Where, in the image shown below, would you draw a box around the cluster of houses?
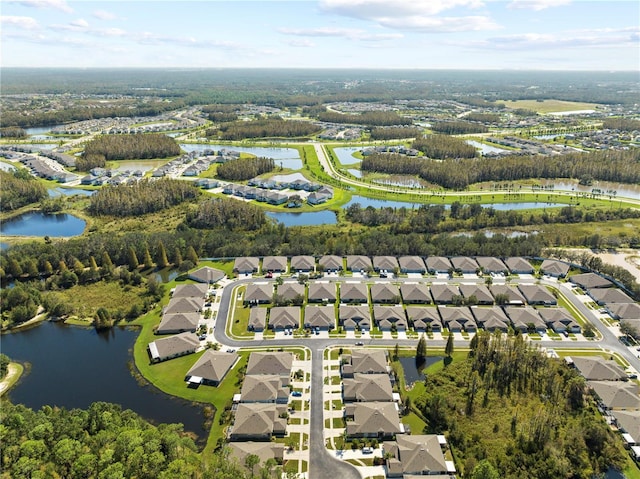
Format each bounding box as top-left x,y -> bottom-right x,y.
339,349 -> 456,477
80,166 -> 144,186
17,154 -> 77,183
317,125 -> 363,141
361,145 -> 420,157
566,355 -> 640,459
223,178 -> 334,206
484,136 -> 575,157
570,272 -> 640,324
150,148 -> 241,178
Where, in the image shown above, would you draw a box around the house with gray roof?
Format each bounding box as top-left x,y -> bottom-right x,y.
607,303 -> 640,320
268,306 -> 300,330
245,283 -> 273,305
240,374 -> 289,403
450,256 -> 479,274
346,255 -> 373,272
538,308 -> 581,333
290,255 -> 315,272
398,256 -> 426,274
229,403 -> 288,441
383,435 -> 449,478
504,306 -> 547,333
340,282 -> 369,303
345,402 -> 402,439
248,308 -> 267,332
540,259 -> 570,278
518,284 -> 557,305
148,332 -> 200,363
172,283 -> 209,298
612,411 -> 640,444
425,256 -> 452,274
188,266 -> 225,284
185,350 -> 239,386
373,306 -> 408,331
342,349 -> 389,377
262,256 -> 288,273
438,306 -> 476,333
319,255 -> 343,272
156,312 -> 200,334
406,307 -> 442,332
569,356 -> 627,381
246,352 -> 293,385
490,284 -> 526,305
164,297 -> 204,315
234,257 -> 260,275
471,307 -> 509,332
373,256 -> 399,272
275,282 -> 305,303
589,288 -> 635,305
308,282 -> 337,303
587,381 -> 640,411
430,284 -> 460,304
228,442 -> 285,474
459,284 -> 494,305
400,283 -> 431,304
370,283 -> 400,304
570,272 -> 614,290
343,373 -> 394,402
504,256 -> 534,274
304,305 -> 335,330
476,257 -> 508,274
339,305 -> 371,331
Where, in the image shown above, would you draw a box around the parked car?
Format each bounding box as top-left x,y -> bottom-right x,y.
362,447 -> 373,454
355,341 -> 364,346
291,391 -> 302,397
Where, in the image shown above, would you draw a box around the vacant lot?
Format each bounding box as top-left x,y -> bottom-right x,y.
498,99 -> 599,114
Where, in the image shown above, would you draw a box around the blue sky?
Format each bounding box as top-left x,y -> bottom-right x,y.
2,0 -> 638,70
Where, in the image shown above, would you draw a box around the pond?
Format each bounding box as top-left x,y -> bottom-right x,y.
2,322 -> 208,443
0,161 -> 16,171
9,143 -> 57,151
347,168 -> 362,178
152,269 -> 180,283
267,210 -> 337,226
398,356 -> 444,385
333,147 -> 362,166
537,179 -> 640,200
345,195 -> 564,211
25,126 -> 58,135
180,143 -> 303,169
2,211 -> 86,237
49,187 -> 95,197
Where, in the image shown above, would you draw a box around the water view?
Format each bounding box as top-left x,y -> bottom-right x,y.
0,161 -> 16,171
267,210 -> 337,226
2,322 -> 207,442
333,147 -> 362,166
345,195 -> 565,211
2,212 -> 86,237
181,143 -> 303,169
398,355 -> 443,385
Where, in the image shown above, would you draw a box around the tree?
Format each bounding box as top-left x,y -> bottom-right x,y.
128,247 -> 139,271
445,334 -> 454,358
173,248 -> 183,268
155,241 -> 169,269
186,246 -> 199,266
245,454 -> 260,478
101,251 -> 115,277
143,246 -> 154,270
7,258 -> 22,278
620,320 -> 639,341
471,460 -> 500,479
393,343 -> 400,361
416,334 -> 427,360
494,293 -> 510,306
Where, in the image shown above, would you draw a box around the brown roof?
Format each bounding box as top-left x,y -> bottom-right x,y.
276,282 -> 305,301
230,403 -> 288,439
373,256 -> 399,271
346,255 -> 372,272
148,332 -> 200,361
430,284 -> 459,303
607,303 -> 640,320
308,282 -> 337,302
343,373 -> 394,402
400,283 -> 431,303
346,402 -> 402,437
290,255 -> 315,271
186,350 -> 238,384
384,435 -> 447,475
164,297 -> 204,314
319,255 -> 343,271
246,352 -> 293,377
504,256 -> 534,273
234,256 -> 259,273
156,312 -> 200,334
245,283 -> 273,303
172,283 -> 209,298
304,305 -> 335,329
589,288 -> 634,304
540,259 -> 570,277
268,306 -> 300,329
188,267 -> 225,284
459,284 -> 494,304
570,356 -> 628,380
490,284 -> 526,304
475,257 -> 508,273
349,349 -> 388,374
570,272 -> 614,289
248,308 -> 267,330
588,381 -> 640,410
517,284 -> 557,305
340,282 -> 369,302
450,256 -> 479,273
398,256 -> 426,273
370,283 -> 399,303
240,374 -> 289,403
228,442 -> 285,471
425,256 -> 452,273
504,306 -> 546,331
262,256 -> 288,272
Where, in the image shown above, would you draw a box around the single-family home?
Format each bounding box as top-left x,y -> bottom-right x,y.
340,282 -> 369,304
185,350 -> 239,386
471,307 -> 510,332
450,256 -> 480,274
308,282 -> 337,303
587,381 -> 640,411
245,284 -> 273,305
156,312 -> 200,334
438,306 -> 476,333
540,259 -> 570,278
240,375 -> 289,404
400,283 -> 431,304
588,288 -> 635,306
163,297 -> 205,315
607,303 -> 640,320
319,255 -> 343,272
343,373 -> 394,402
262,256 -> 288,273
430,284 -> 460,304
275,282 -> 305,303
570,272 -> 614,290
172,283 -> 209,299
459,284 -> 494,305
504,257 -> 534,274
228,442 -> 285,474
518,284 -> 557,306
229,403 -> 288,441
246,352 -> 293,385
304,305 -> 335,330
490,284 -> 526,305
425,256 -> 452,274
234,257 -> 260,275
188,266 -> 225,284
398,256 -> 427,274
290,255 -> 316,272
373,256 -> 399,273
268,306 -> 300,331
370,283 -> 400,304
383,435 -> 451,478
148,332 -> 200,363
248,308 -> 267,332
344,402 -> 403,439
475,257 -> 508,274
339,305 -> 371,331
406,307 -> 442,332
538,308 -> 581,333
504,306 -> 547,333
612,411 -> 640,445
568,356 -> 627,381
342,349 -> 388,377
373,306 -> 407,331
346,255 -> 373,272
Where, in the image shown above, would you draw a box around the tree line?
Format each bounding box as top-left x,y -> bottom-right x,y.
316,110 -> 410,126
369,127 -> 422,140
602,117 -> 640,132
0,127 -> 27,138
209,118 -> 320,140
0,169 -> 48,211
84,133 -> 181,161
216,157 -> 275,181
186,197 -> 268,230
361,148 -> 640,189
88,179 -> 199,217
412,134 -> 477,159
430,120 -> 488,134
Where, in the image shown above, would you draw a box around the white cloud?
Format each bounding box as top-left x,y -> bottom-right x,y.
50,18 -> 89,32
279,27 -> 403,41
9,0 -> 73,13
92,9 -> 117,21
1,15 -> 39,30
507,0 -> 571,11
286,38 -> 316,48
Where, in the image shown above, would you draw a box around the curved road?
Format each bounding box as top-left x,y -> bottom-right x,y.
213,275 -> 640,478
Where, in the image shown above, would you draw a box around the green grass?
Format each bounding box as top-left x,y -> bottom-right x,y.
56,281 -> 147,320
402,412 -> 427,435
228,286 -> 256,338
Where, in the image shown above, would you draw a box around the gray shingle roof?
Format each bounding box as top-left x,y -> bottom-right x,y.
400,283 -> 431,303
186,350 -> 238,384
308,282 -> 337,302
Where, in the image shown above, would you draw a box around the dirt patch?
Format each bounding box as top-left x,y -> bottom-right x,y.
595,250 -> 640,283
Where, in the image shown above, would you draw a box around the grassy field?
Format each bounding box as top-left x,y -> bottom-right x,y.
56,280 -> 147,320
497,99 -> 600,114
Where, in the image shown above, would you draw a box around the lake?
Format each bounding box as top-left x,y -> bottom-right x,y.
398,355 -> 443,385
2,212 -> 86,237
180,143 -> 303,169
334,147 -> 362,166
267,210 -> 337,226
345,195 -> 564,211
2,322 -> 208,443
537,179 -> 640,200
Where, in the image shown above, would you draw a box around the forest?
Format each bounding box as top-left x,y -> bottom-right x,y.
0,400 -> 280,479
412,134 -> 478,159
0,169 -> 48,211
411,333 -> 627,478
216,157 -> 275,181
0,127 -> 27,138
88,179 -> 199,217
369,127 -> 422,140
430,120 -> 489,135
210,118 -> 320,140
186,197 -> 268,230
83,134 -> 181,161
316,110 -> 410,127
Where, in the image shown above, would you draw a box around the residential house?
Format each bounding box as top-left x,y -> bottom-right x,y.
240,374 -> 289,404
475,256 -> 508,274
229,403 -> 288,441
319,255 -> 343,272
339,305 -> 371,331
304,305 -> 335,330
172,283 -> 209,299
568,356 -> 627,381
340,282 -> 369,304
383,435 -> 450,478
188,266 -> 225,284
290,255 -> 316,272
228,442 -> 285,473
262,256 -> 288,273
307,192 -> 331,205
398,256 -> 427,274
373,256 -> 399,273
400,283 -> 431,304
373,306 -> 407,331
504,306 -> 547,333
185,350 -> 239,386
612,411 -> 640,445
370,283 -> 400,304
265,191 -> 288,205
490,284 -> 526,305
450,256 -> 480,274
570,272 -> 614,290
540,259 -> 570,278
471,307 -> 510,332
518,284 -> 557,306
606,303 -> 640,320
406,307 -> 442,332
459,284 -> 494,305
438,306 -> 477,333
344,402 -> 403,439
156,312 -> 200,334
163,297 -> 204,315
430,284 -> 460,304
248,308 -> 267,332
346,255 -> 373,272
342,349 -> 388,378
275,282 -> 305,303
307,282 -> 337,303
587,381 -> 640,411
246,352 -> 293,386
425,256 -> 452,274
343,373 -> 394,402
245,284 -> 273,305
588,288 -> 635,306
538,308 -> 581,333
268,306 -> 300,331
504,257 -> 534,274
148,332 -> 200,363
234,257 -> 260,275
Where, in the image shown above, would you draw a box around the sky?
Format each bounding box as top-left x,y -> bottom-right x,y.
1,0 -> 639,70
